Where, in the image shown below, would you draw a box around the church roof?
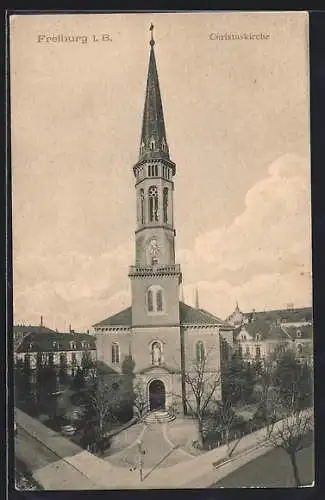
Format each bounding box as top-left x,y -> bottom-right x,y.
138,29 -> 170,162
93,306 -> 132,327
179,302 -> 225,326
93,302 -> 226,328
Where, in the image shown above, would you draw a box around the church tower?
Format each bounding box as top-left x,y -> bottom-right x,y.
129,27 -> 182,330
94,27 -> 229,416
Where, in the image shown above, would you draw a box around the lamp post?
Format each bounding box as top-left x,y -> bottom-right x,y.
136,439 -> 145,482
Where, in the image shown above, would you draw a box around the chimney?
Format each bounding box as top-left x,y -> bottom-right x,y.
40,315 -> 43,327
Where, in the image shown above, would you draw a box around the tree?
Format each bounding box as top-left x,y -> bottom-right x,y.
273,348 -> 313,411
72,367 -> 85,390
213,398 -> 237,456
14,358 -> 32,406
222,356 -> 256,406
86,374 -> 125,455
133,380 -> 149,421
266,404 -> 313,486
58,353 -> 69,386
182,349 -> 221,447
81,350 -> 96,379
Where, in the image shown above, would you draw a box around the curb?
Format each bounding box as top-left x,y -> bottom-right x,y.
212,439 -> 270,470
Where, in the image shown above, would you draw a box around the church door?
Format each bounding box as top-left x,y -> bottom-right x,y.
149,379 -> 166,411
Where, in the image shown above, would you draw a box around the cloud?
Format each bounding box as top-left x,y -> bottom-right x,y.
177,154 -> 311,277
13,153 -> 312,329
183,269 -> 312,319
13,241 -> 133,331
179,153 -> 312,315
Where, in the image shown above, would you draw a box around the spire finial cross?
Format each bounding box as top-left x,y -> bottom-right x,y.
149,23 -> 155,46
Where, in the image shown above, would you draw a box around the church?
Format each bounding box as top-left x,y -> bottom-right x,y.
93,28 -> 233,417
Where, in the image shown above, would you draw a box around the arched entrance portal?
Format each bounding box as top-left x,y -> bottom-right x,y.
149,379 -> 166,411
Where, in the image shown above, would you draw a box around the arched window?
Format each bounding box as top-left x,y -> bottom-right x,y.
147,289 -> 154,312
147,286 -> 164,314
196,341 -> 205,363
297,343 -> 303,355
148,186 -> 159,222
245,346 -> 250,357
140,189 -> 145,224
163,187 -> 168,223
255,346 -> 261,359
156,289 -> 163,312
112,343 -> 120,364
238,345 -> 243,358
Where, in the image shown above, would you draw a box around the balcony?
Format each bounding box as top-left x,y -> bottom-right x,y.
128,264 -> 181,278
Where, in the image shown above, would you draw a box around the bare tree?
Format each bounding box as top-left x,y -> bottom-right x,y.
183,349 -> 221,447
266,405 -> 313,486
213,398 -> 238,456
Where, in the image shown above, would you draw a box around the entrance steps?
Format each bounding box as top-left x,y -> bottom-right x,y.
143,410 -> 175,424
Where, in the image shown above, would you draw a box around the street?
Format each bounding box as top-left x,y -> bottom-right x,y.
212,444 -> 314,488
15,425 -> 60,471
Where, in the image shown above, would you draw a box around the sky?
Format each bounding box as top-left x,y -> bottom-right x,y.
10,12 -> 312,332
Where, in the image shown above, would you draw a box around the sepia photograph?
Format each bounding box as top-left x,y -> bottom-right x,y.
10,11 -> 314,490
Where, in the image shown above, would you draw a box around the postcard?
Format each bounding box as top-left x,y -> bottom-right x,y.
10,11 -> 313,490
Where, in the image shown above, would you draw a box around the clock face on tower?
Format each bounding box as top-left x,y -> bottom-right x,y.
149,238 -> 159,258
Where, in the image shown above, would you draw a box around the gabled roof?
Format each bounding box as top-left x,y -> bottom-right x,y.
282,324 -> 313,340
235,321 -> 293,341
16,331 -> 96,353
244,307 -> 312,325
14,325 -> 57,335
93,306 -> 132,328
179,302 -> 225,326
93,302 -> 226,329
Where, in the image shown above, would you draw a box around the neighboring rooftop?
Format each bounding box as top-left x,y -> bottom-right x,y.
234,320 -> 312,342
16,331 -> 96,353
244,306 -> 312,325
14,325 -> 57,335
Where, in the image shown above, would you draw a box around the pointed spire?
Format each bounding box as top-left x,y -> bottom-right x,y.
40,315 -> 43,327
195,287 -> 200,309
139,25 -> 169,161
